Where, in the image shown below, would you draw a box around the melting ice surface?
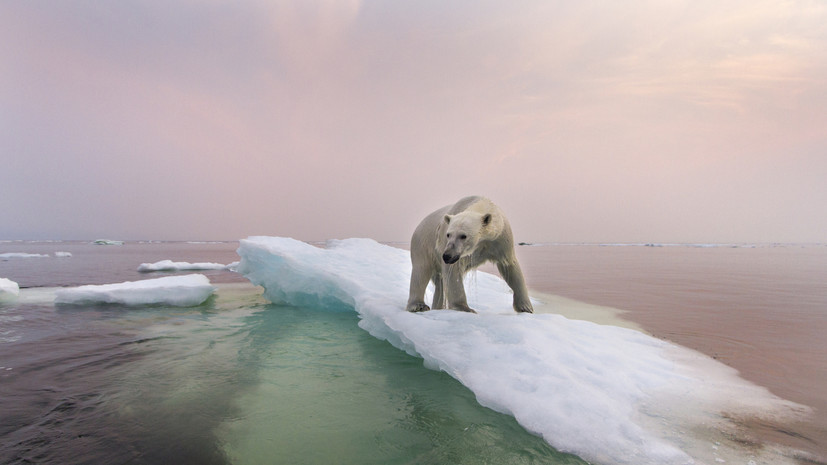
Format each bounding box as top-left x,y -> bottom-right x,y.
237,237 -> 810,465
54,274 -> 215,307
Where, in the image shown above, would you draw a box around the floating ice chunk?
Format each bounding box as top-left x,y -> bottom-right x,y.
137,259 -> 234,272
54,274 -> 215,307
0,253 -> 49,260
237,237 -> 810,465
93,239 -> 124,245
0,278 -> 19,302
54,251 -> 72,258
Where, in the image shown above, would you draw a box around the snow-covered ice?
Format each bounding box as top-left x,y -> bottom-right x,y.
137,259 -> 238,272
54,251 -> 72,257
237,236 -> 810,465
54,274 -> 215,307
0,278 -> 19,302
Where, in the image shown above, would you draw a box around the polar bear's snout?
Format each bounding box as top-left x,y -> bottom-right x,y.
442,252 -> 460,264
442,241 -> 462,264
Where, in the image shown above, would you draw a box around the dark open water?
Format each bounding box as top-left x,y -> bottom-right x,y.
1,240 -> 825,463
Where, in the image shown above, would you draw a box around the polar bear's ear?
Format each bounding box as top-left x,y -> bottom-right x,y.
444,214 -> 452,224
482,213 -> 492,226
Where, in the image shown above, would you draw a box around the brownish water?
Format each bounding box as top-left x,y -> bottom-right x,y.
514,244 -> 827,461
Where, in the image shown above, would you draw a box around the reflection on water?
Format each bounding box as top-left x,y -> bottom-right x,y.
1,284 -> 583,465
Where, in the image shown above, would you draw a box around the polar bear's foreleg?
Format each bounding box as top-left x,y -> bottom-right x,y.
444,264 -> 476,313
496,259 -> 534,313
407,262 -> 432,312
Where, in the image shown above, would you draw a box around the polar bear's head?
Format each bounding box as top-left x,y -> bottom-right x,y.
440,212 -> 492,264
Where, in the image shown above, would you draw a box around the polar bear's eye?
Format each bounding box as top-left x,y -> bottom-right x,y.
459,234 -> 467,240
446,233 -> 451,238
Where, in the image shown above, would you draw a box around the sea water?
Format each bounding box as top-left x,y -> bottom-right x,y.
513,243 -> 827,460
1,240 -> 824,464
0,241 -> 581,464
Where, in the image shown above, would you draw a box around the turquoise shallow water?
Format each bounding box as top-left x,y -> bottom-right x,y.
1,281 -> 584,464
219,289 -> 584,465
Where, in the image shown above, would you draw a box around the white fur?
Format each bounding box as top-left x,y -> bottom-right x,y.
406,196 -> 533,313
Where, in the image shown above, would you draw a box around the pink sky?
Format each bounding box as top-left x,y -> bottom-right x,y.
2,1 -> 826,242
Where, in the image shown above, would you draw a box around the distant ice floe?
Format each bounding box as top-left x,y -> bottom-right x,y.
93,239 -> 124,245
137,260 -> 239,273
0,278 -> 19,302
0,253 -> 50,260
54,274 -> 215,307
0,252 -> 72,259
237,236 -> 811,465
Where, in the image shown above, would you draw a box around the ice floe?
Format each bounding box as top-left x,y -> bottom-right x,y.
237,236 -> 811,465
0,253 -> 49,260
0,278 -> 19,302
137,259 -> 238,272
93,239 -> 124,245
54,274 -> 215,307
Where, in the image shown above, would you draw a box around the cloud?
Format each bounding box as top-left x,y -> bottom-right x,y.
1,0 -> 826,241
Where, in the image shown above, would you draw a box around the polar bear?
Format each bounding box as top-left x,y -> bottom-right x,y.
406,196 -> 533,314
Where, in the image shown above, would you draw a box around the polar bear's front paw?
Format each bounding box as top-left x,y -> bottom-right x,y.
407,302 -> 431,313
514,301 -> 534,313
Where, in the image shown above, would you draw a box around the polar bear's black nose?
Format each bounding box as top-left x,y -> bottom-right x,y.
442,253 -> 459,264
